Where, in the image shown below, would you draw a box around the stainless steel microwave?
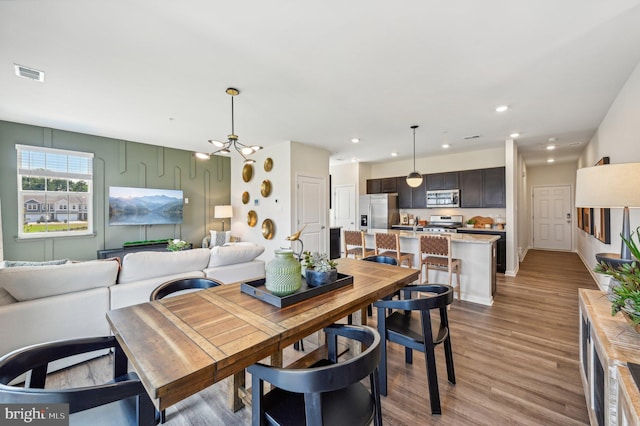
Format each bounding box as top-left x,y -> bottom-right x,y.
426,189 -> 460,208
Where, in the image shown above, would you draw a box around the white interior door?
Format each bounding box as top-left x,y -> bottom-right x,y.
334,184 -> 356,230
532,185 -> 572,250
297,175 -> 326,254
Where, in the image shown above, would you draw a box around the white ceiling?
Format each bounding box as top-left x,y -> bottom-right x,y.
2,1 -> 640,167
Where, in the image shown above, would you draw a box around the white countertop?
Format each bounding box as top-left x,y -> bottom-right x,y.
364,228 -> 500,244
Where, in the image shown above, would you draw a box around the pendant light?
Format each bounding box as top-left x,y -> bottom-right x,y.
406,125 -> 423,188
195,88 -> 262,165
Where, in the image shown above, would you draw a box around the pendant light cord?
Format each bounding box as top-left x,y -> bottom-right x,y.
413,126 -> 416,170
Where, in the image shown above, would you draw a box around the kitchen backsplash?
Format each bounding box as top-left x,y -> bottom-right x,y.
402,207 -> 507,224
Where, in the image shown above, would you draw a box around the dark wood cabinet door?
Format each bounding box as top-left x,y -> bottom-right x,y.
460,169 -> 483,207
483,167 -> 506,207
443,172 -> 459,189
366,179 -> 381,194
411,176 -> 427,208
426,173 -> 444,190
396,177 -> 413,208
381,177 -> 397,193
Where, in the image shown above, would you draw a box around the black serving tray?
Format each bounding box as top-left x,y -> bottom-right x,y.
241,273 -> 354,308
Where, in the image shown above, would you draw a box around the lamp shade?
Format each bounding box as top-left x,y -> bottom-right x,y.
214,205 -> 233,219
575,163 -> 640,208
406,172 -> 424,188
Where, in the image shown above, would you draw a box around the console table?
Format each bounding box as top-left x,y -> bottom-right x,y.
97,241 -> 192,262
579,289 -> 640,425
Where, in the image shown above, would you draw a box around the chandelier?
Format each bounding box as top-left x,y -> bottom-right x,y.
195,88 -> 262,164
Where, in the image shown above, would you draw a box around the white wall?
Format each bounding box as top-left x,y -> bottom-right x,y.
369,146 -> 506,178
230,141 -> 330,264
577,59 -> 640,289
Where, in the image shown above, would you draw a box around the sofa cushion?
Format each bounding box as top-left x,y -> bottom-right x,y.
209,230 -> 231,247
118,248 -> 211,284
0,259 -> 119,302
208,243 -> 265,267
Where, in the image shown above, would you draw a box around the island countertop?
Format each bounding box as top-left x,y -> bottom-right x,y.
364,229 -> 500,244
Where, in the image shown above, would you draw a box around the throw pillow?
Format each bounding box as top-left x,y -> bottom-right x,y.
1,259 -> 69,268
208,243 -> 265,267
209,230 -> 231,248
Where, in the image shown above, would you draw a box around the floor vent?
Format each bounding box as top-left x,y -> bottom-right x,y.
14,64 -> 45,82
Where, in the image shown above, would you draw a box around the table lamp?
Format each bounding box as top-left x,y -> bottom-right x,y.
575,162 -> 640,267
214,205 -> 233,232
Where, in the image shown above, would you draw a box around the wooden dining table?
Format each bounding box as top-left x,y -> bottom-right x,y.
106,257 -> 419,413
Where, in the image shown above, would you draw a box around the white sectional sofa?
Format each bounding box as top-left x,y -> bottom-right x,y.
0,243 -> 266,363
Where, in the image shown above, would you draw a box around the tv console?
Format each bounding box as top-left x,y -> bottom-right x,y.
97,240 -> 192,262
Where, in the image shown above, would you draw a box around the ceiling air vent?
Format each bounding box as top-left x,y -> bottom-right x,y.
463,135 -> 480,140
14,64 -> 45,82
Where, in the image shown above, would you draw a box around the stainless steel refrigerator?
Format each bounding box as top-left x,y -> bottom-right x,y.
359,194 -> 398,231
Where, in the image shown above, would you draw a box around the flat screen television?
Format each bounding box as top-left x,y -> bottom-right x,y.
108,186 -> 184,225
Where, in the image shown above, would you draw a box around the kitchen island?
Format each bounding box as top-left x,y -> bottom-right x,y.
363,229 -> 500,306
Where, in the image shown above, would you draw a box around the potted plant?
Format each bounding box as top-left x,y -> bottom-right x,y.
302,251 -> 338,287
167,239 -> 188,252
465,218 -> 475,228
595,226 -> 640,329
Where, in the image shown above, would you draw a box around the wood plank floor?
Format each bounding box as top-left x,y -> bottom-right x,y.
47,249 -> 598,425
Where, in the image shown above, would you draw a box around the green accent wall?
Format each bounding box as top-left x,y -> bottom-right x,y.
0,120 -> 230,261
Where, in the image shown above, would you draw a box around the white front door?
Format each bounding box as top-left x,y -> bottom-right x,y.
334,184 -> 356,230
532,185 -> 572,250
297,175 -> 326,254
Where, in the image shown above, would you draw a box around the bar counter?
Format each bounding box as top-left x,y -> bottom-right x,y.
363,229 -> 499,305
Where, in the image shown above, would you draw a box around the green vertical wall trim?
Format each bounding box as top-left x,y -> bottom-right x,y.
43,128 -> 52,147
94,156 -> 106,250
118,140 -> 127,174
138,162 -> 147,186
203,169 -> 211,232
157,146 -> 165,177
190,155 -> 197,180
216,156 -> 225,181
174,166 -> 182,189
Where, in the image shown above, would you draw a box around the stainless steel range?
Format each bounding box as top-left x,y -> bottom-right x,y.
423,215 -> 463,233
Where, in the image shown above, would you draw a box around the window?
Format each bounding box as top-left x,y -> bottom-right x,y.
17,145 -> 93,238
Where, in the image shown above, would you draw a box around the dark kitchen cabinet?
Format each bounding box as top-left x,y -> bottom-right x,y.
396,176 -> 427,208
483,167 -> 506,208
329,227 -> 341,260
460,169 -> 483,207
426,172 -> 459,190
366,177 -> 397,194
460,167 -> 505,208
366,179 -> 381,194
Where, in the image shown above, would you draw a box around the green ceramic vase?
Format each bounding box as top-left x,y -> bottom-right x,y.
265,249 -> 302,296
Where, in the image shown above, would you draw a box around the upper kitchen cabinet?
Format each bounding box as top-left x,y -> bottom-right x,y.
366,177 -> 397,194
482,167 -> 506,208
460,167 -> 505,208
426,172 -> 459,190
396,176 -> 427,208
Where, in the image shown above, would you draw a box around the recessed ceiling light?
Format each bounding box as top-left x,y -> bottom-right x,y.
351,158 -> 357,163
510,133 -> 520,138
351,138 -> 360,143
442,144 -> 450,149
391,152 -> 398,157
546,145 -> 556,150
547,158 -> 555,163
14,64 -> 45,82
495,105 -> 509,113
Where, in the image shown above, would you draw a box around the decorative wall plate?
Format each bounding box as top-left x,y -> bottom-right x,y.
247,210 -> 258,227
264,157 -> 273,172
261,180 -> 272,197
262,219 -> 275,239
242,191 -> 250,204
242,164 -> 253,182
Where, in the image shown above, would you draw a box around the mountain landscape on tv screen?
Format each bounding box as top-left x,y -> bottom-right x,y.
109,193 -> 183,225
